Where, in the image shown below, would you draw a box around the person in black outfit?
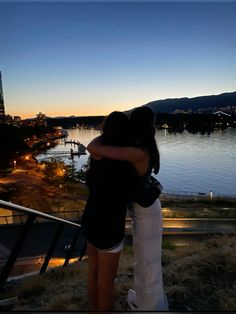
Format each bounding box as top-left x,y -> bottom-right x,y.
81,111 -> 136,311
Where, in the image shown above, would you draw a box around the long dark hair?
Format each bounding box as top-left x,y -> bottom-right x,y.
130,107 -> 160,174
86,111 -> 136,190
101,111 -> 134,146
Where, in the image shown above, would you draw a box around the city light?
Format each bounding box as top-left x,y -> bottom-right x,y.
56,168 -> 66,176
37,257 -> 80,268
13,160 -> 16,170
40,163 -> 46,170
162,208 -> 171,213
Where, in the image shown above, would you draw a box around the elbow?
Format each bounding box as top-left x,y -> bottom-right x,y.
86,136 -> 101,154
86,143 -> 93,154
87,142 -> 99,155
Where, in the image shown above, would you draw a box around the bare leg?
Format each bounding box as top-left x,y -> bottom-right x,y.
87,242 -> 99,311
97,250 -> 121,311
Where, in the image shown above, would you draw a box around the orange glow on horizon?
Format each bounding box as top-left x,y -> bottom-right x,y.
8,102 -> 136,119
7,106 -> 135,119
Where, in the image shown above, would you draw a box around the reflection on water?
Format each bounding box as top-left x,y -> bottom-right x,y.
37,128 -> 236,196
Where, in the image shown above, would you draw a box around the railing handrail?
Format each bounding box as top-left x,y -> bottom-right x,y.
0,200 -> 85,287
2,210 -> 236,223
0,210 -> 80,221
162,189 -> 236,198
0,200 -> 81,228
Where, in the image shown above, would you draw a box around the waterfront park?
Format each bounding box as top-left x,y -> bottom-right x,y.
0,126 -> 235,311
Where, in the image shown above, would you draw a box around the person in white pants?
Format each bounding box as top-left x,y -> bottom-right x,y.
127,198 -> 168,311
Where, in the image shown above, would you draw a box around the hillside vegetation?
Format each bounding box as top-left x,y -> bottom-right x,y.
2,233 -> 236,311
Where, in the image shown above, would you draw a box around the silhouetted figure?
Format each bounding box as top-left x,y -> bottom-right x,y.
81,112 -> 136,311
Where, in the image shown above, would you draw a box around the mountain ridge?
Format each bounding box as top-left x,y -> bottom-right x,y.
141,91 -> 236,113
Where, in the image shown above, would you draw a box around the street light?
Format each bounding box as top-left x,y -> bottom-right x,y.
13,160 -> 16,170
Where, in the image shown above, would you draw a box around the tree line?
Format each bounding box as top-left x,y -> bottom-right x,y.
47,112 -> 236,134
0,124 -> 55,168
46,116 -> 105,129
155,113 -> 236,133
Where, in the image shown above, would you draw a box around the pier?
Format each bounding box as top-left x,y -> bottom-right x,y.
64,140 -> 87,156
44,140 -> 87,157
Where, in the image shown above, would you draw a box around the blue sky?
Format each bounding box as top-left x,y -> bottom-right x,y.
0,2 -> 235,118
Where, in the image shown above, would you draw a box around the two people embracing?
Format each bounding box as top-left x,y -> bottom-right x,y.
81,107 -> 169,311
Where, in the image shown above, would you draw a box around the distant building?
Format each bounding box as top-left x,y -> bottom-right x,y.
5,114 -> 13,125
213,110 -> 231,117
0,71 -> 5,123
213,110 -> 232,128
174,109 -> 189,114
13,116 -> 22,126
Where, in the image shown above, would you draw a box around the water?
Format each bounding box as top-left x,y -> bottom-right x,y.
157,128 -> 236,196
37,128 -> 236,196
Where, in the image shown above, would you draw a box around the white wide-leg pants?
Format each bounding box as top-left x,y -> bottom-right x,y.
128,198 -> 169,311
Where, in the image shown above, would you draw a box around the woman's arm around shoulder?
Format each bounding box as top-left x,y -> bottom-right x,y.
86,136 -> 145,163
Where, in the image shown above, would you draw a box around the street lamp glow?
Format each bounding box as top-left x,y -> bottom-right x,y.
13,160 -> 16,170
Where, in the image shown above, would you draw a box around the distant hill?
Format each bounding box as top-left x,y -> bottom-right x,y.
141,91 -> 236,113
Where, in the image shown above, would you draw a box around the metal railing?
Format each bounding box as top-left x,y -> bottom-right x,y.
161,189 -> 236,199
0,210 -> 80,225
0,200 -> 86,287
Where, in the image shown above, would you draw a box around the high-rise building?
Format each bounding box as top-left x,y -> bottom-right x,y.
0,71 -> 5,123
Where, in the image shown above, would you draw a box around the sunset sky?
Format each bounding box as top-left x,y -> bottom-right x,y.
1,1 -> 235,119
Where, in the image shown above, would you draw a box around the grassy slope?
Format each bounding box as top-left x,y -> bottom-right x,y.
1,169 -> 236,311
2,233 -> 236,311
